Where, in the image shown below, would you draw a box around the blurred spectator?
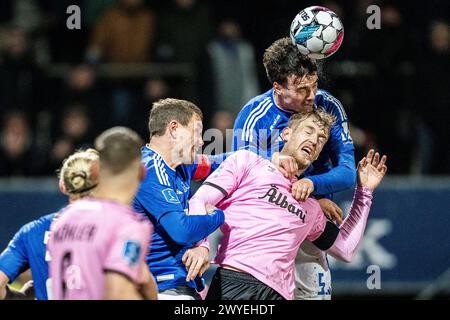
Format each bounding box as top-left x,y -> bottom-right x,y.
133,78 -> 170,138
144,78 -> 169,104
199,19 -> 260,125
207,110 -> 234,154
48,104 -> 94,172
41,0 -> 89,63
357,4 -> 417,174
0,111 -> 45,176
349,122 -> 377,162
84,0 -> 118,30
415,20 -> 450,174
156,0 -> 212,63
87,0 -> 156,63
0,25 -> 45,122
60,64 -> 109,130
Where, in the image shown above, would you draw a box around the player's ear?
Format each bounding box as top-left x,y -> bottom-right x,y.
281,127 -> 291,142
167,120 -> 178,139
273,82 -> 283,95
59,178 -> 68,195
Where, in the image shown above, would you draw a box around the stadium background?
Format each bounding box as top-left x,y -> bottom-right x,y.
0,0 -> 449,299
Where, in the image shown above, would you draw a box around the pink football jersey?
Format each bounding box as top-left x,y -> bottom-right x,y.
192,150 -> 328,300
48,198 -> 152,300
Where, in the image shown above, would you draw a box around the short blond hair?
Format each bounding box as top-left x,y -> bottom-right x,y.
287,108 -> 336,137
58,149 -> 99,196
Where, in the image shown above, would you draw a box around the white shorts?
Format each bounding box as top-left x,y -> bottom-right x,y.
157,287 -> 200,300
294,240 -> 332,300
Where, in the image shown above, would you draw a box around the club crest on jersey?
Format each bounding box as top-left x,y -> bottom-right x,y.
123,240 -> 141,266
162,188 -> 180,204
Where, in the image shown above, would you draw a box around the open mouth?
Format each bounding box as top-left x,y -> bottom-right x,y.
301,146 -> 313,156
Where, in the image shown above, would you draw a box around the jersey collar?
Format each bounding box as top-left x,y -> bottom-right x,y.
143,145 -> 176,172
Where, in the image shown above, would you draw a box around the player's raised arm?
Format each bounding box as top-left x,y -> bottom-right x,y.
325,149 -> 387,262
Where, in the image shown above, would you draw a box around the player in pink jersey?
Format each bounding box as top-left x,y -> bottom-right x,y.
48,127 -> 157,300
190,109 -> 387,300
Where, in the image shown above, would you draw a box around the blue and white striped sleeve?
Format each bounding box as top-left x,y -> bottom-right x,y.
232,97 -> 273,159
308,91 -> 356,195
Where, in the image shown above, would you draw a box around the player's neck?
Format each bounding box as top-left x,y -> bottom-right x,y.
273,93 -> 290,113
147,140 -> 181,169
94,177 -> 138,207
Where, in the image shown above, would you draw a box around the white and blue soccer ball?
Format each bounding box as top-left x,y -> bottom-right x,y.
290,6 -> 344,59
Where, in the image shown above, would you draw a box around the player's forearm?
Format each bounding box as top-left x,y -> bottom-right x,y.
308,162 -> 356,195
139,272 -> 158,300
326,186 -> 373,263
160,209 -> 224,245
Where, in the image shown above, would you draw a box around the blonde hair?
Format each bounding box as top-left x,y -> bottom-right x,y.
287,108 -> 336,137
58,148 -> 99,197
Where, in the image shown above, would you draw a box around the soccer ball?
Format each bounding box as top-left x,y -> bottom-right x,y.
290,6 -> 344,59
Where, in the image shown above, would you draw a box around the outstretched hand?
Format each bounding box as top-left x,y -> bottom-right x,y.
357,149 -> 387,191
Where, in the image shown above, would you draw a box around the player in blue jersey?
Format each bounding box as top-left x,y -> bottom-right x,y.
0,149 -> 99,300
232,37 -> 356,299
132,98 -> 226,300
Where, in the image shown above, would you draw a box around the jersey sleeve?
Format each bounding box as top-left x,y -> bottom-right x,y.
103,220 -> 151,285
0,226 -> 30,282
307,92 -> 356,196
232,107 -> 271,159
306,199 -> 340,251
135,167 -> 187,223
135,164 -> 224,245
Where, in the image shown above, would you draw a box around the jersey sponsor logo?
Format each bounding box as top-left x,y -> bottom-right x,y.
123,240 -> 141,266
258,184 -> 307,223
162,188 -> 180,204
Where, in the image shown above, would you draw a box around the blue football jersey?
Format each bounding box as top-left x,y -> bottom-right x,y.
232,88 -> 356,196
0,213 -> 56,300
132,146 -> 225,292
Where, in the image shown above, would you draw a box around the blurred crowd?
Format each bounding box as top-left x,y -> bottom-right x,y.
0,0 -> 448,176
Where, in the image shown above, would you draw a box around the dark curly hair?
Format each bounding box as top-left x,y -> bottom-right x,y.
263,37 -> 318,85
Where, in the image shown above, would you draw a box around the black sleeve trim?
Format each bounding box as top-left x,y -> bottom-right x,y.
202,182 -> 228,199
312,221 -> 340,251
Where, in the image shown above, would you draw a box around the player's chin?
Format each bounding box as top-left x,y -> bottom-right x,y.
295,153 -> 311,169
304,104 -> 314,113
